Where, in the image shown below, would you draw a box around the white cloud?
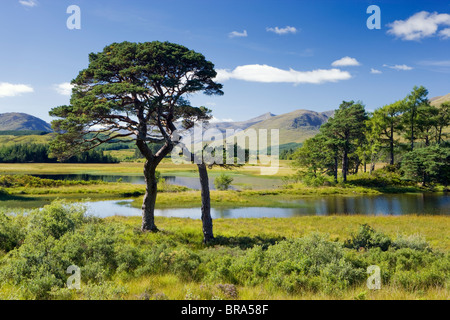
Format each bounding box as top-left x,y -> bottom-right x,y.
215,64 -> 351,85
439,28 -> 450,39
387,11 -> 450,41
370,68 -> 382,74
0,83 -> 34,98
210,116 -> 234,123
266,26 -> 298,35
19,0 -> 37,7
228,30 -> 247,38
54,82 -> 74,96
383,64 -> 413,71
331,56 -> 361,67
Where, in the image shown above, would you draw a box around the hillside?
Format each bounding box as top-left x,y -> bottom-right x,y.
246,109 -> 333,145
430,93 -> 450,107
207,112 -> 276,132
0,113 -> 52,132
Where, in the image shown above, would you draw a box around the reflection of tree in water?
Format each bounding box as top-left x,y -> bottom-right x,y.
212,208 -> 234,219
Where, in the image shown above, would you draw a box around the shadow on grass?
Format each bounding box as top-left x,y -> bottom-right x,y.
209,235 -> 286,250
0,192 -> 39,202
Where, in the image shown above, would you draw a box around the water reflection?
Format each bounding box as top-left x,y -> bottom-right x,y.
79,193 -> 449,218
1,190 -> 448,218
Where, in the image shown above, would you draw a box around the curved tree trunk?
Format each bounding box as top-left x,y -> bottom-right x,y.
390,123 -> 395,165
141,160 -> 158,232
197,163 -> 214,243
342,149 -> 348,182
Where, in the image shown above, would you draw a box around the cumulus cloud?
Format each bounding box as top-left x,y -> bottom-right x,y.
54,82 -> 74,96
383,64 -> 413,71
228,30 -> 248,38
19,0 -> 38,7
370,68 -> 382,74
387,11 -> 450,41
439,28 -> 450,39
331,56 -> 361,67
215,64 -> 351,85
0,83 -> 34,98
266,26 -> 298,35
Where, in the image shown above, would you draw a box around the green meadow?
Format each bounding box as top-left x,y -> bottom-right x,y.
0,201 -> 448,300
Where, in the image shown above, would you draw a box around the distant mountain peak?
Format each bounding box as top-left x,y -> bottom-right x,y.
0,112 -> 52,131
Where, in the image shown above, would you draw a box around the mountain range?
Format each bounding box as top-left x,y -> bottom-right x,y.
1,93 -> 448,145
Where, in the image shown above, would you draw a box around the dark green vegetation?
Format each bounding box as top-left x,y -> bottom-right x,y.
0,143 -> 118,164
291,86 -> 450,187
0,130 -> 50,136
0,175 -> 104,188
0,201 -> 448,299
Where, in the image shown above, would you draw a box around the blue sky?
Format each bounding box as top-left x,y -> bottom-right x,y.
0,0 -> 449,123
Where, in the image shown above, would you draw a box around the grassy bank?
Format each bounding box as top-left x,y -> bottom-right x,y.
1,177 -> 445,211
0,201 -> 448,300
0,160 -> 295,177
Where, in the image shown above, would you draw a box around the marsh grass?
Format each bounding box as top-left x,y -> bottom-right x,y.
0,202 -> 448,300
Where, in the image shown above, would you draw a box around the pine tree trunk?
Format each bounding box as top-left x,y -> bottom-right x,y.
141,160 -> 158,232
390,123 -> 395,165
334,154 -> 338,183
197,163 -> 214,243
342,150 -> 348,182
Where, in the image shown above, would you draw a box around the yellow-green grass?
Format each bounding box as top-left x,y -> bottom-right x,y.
104,149 -> 136,161
0,214 -> 448,300
0,134 -> 54,146
2,181 -> 187,197
111,215 -> 450,251
119,276 -> 449,300
0,160 -> 296,177
117,215 -> 450,300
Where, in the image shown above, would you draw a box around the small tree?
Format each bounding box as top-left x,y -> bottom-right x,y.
214,173 -> 234,191
323,101 -> 368,182
401,144 -> 450,186
292,132 -> 336,180
368,100 -> 404,165
49,41 -> 223,232
401,86 -> 429,151
433,102 -> 450,144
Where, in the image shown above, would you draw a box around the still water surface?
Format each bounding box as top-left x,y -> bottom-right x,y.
1,193 -> 448,218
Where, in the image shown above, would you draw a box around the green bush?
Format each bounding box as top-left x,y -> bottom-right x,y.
214,173 -> 233,191
0,212 -> 25,252
392,234 -> 431,252
27,201 -> 88,239
344,224 -> 392,251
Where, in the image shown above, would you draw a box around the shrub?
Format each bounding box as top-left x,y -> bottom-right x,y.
344,224 -> 392,251
27,201 -> 88,240
392,234 -> 431,252
214,173 -> 233,191
0,212 -> 25,252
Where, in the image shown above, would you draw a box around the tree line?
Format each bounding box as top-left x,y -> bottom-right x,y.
0,143 -> 118,163
292,86 -> 450,186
